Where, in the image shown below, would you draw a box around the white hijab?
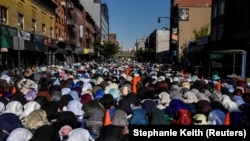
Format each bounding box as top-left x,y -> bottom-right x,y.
7,128 -> 33,141
220,95 -> 241,112
67,128 -> 95,141
20,101 -> 41,119
3,101 -> 23,116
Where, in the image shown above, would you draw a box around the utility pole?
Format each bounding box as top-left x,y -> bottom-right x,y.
158,16 -> 171,63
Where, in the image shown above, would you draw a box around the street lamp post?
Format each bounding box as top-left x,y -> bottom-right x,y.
158,16 -> 170,23
158,13 -> 180,64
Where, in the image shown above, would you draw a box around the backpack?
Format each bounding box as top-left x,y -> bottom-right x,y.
171,109 -> 193,125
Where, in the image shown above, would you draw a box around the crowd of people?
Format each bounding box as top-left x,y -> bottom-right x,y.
0,60 -> 250,141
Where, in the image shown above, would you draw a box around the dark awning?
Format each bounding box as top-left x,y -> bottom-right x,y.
1,36 -> 8,52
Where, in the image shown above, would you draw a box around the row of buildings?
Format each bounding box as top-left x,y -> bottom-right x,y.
0,0 -> 118,69
135,0 -> 250,78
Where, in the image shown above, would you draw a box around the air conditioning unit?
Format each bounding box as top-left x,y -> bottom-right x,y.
31,27 -> 35,32
55,9 -> 58,14
2,17 -> 6,22
58,37 -> 64,41
61,2 -> 66,6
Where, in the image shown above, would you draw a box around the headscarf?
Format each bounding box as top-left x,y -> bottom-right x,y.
196,100 -> 213,116
69,90 -> 79,100
37,90 -> 51,101
98,125 -> 123,141
24,90 -> 37,101
141,99 -> 156,115
67,100 -> 84,117
94,89 -> 105,100
108,88 -> 121,102
220,95 -> 241,112
80,92 -> 93,106
20,101 -> 41,119
34,96 -> 48,108
129,107 -> 148,125
29,125 -> 60,141
111,109 -> 129,127
42,101 -> 59,122
170,90 -> 183,101
54,111 -> 82,131
100,94 -> 116,109
193,114 -> 208,125
67,128 -> 95,141
0,113 -> 23,134
167,99 -> 187,117
182,90 -> 199,103
9,93 -> 26,105
50,91 -> 62,102
2,101 -> 23,116
207,109 -> 226,125
7,127 -> 33,141
58,94 -> 73,111
0,97 -> 8,114
117,98 -> 132,115
150,108 -> 168,125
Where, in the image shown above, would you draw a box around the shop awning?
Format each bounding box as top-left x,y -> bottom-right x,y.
83,48 -> 89,54
1,36 -> 8,52
210,54 -> 223,59
73,47 -> 83,54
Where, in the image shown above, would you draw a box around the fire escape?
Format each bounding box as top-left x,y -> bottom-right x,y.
64,1 -> 76,49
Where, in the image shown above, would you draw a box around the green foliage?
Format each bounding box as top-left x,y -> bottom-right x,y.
192,23 -> 210,41
135,48 -> 155,62
94,38 -> 102,53
102,41 -> 119,58
94,40 -> 119,59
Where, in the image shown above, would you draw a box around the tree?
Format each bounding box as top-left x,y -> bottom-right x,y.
191,23 -> 210,41
179,23 -> 210,63
135,48 -> 155,62
94,40 -> 119,59
102,41 -> 119,59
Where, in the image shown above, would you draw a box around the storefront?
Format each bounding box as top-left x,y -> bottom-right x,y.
0,25 -> 18,68
55,41 -> 66,63
44,38 -> 57,65
188,37 -> 210,77
19,33 -> 47,67
73,47 -> 83,63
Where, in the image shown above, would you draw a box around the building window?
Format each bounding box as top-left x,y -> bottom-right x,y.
42,24 -> 46,35
18,14 -> 24,29
65,31 -> 67,40
55,27 -> 58,38
212,4 -> 217,18
59,28 -> 61,38
216,24 -> 224,40
50,27 -> 53,38
32,19 -> 36,32
211,28 -> 216,41
0,6 -> 7,24
218,0 -> 225,15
